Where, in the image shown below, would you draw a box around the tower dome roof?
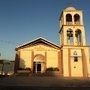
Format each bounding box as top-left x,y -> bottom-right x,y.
65,6 -> 76,11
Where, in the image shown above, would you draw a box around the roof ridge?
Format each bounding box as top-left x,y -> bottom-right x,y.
16,37 -> 60,50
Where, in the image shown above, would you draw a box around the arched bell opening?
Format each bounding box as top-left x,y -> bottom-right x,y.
74,14 -> 80,25
66,14 -> 72,25
75,29 -> 82,45
67,29 -> 73,45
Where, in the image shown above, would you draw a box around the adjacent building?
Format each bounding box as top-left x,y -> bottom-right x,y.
0,60 -> 14,75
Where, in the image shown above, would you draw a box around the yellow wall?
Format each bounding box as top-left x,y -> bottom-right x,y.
18,44 -> 59,70
47,51 -> 58,68
70,49 -> 83,77
20,49 -> 32,68
63,48 -> 69,77
83,47 -> 90,77
17,44 -> 90,77
71,57 -> 83,77
62,46 -> 90,77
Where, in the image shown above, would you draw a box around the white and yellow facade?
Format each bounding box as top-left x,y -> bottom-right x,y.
14,6 -> 90,77
14,38 -> 60,74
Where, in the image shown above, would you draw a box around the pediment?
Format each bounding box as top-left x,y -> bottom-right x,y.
16,37 -> 60,50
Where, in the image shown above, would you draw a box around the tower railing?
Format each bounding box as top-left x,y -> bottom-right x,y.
66,22 -> 73,25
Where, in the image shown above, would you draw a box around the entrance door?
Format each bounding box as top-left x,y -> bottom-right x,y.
37,63 -> 41,72
33,62 -> 36,73
33,62 -> 41,73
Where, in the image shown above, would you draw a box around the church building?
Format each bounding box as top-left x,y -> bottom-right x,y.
14,6 -> 90,77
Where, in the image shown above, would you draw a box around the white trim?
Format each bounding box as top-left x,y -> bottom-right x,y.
16,37 -> 60,49
34,59 -> 44,63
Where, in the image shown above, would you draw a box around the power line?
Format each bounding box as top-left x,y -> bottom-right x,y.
0,40 -> 20,45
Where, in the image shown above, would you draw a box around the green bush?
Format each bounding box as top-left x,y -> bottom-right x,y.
18,68 -> 24,70
46,67 -> 59,71
25,68 -> 31,71
18,67 -> 31,71
53,68 -> 59,71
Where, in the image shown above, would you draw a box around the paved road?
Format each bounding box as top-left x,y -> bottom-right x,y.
0,76 -> 90,87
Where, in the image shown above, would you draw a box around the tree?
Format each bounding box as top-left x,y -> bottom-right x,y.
0,60 -> 4,75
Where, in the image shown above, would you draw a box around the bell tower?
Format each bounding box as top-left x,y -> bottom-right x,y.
59,6 -> 90,77
59,6 -> 86,46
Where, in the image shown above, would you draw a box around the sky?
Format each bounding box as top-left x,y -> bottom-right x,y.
0,0 -> 90,60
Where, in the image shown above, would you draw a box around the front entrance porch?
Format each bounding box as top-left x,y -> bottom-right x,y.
33,54 -> 45,73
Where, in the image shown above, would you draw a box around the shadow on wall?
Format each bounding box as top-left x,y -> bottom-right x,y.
18,59 -> 26,70
14,53 -> 26,73
14,53 -> 19,73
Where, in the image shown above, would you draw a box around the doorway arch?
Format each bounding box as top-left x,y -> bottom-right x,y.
33,54 -> 45,73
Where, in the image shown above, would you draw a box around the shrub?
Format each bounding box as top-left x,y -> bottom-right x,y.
46,67 -> 59,71
25,68 -> 31,71
46,67 -> 53,71
18,68 -> 24,70
18,67 -> 31,71
53,68 -> 59,71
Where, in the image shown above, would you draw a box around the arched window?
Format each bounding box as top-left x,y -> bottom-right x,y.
66,14 -> 72,25
67,29 -> 73,45
74,14 -> 80,25
75,29 -> 82,45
